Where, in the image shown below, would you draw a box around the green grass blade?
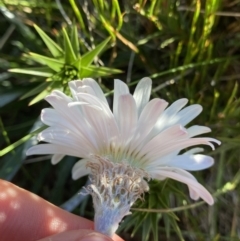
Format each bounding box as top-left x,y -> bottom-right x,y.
142,215 -> 151,241
20,81 -> 51,100
9,67 -> 53,77
81,37 -> 111,66
112,0 -> 123,31
70,24 -> 80,55
184,0 -> 201,64
0,117 -> 11,147
0,126 -> 46,157
28,53 -> 64,72
151,213 -> 159,241
62,28 -> 77,64
80,65 -> 122,78
69,0 -> 87,35
128,57 -> 235,87
34,24 -> 63,57
223,82 -> 238,115
28,83 -> 54,105
0,119 -> 44,180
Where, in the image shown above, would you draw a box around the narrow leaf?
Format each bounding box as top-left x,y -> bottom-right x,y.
151,213 -> 159,241
29,83 -> 54,105
28,53 -> 64,72
34,24 -> 63,57
9,67 -> 53,77
70,24 -> 80,55
20,81 -> 51,100
80,65 -> 122,78
62,28 -> 77,64
170,217 -> 185,241
0,119 -> 43,180
0,126 -> 46,157
81,37 -> 111,66
69,0 -> 87,34
142,215 -> 151,241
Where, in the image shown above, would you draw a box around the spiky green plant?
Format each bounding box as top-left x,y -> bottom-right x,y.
9,24 -> 121,105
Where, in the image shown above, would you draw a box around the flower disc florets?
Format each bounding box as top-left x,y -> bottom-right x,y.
86,156 -> 149,236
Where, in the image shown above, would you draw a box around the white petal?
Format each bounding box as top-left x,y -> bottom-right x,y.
26,144 -> 81,157
166,98 -> 189,115
45,95 -> 72,119
67,104 -> 107,150
80,105 -> 109,148
41,108 -> 98,151
82,78 -> 108,106
150,167 -> 214,205
118,94 -> 137,142
41,108 -> 79,133
187,125 -> 211,137
177,104 -> 203,126
72,159 -> 91,180
136,99 -> 168,141
69,80 -> 82,98
127,99 -> 168,155
80,94 -> 120,138
164,154 -> 214,171
189,188 -> 200,200
76,93 -> 112,115
51,90 -> 72,102
113,79 -> 129,120
70,100 -> 119,151
45,93 -> 111,151
38,128 -> 91,155
69,79 -> 107,105
68,101 -> 102,111
149,98 -> 187,137
51,154 -> 65,165
133,77 -> 152,116
141,125 -> 189,156
145,137 -> 220,165
76,85 -> 96,96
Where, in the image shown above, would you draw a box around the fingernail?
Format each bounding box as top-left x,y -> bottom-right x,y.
80,232 -> 113,241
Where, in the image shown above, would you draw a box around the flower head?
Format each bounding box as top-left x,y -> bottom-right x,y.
27,77 -> 220,236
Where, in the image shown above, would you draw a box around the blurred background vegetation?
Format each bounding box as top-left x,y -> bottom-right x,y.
0,0 -> 240,240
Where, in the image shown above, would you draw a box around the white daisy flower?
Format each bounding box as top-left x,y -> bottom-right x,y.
27,77 -> 220,237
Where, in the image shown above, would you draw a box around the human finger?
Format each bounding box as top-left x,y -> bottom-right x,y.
0,179 -> 123,241
36,229 -> 113,241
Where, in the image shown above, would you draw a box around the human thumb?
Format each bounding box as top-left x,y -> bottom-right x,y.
36,229 -> 113,241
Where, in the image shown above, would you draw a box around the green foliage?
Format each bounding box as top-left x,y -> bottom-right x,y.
119,180 -> 186,241
1,0 -> 240,240
34,24 -> 63,58
8,24 -> 121,105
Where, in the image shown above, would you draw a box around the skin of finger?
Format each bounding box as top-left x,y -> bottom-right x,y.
0,179 -> 124,241
36,229 -> 113,241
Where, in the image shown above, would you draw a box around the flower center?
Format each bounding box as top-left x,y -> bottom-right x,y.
85,155 -> 150,237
